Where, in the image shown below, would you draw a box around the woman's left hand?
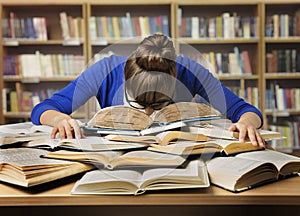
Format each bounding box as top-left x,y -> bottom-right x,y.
228,112 -> 265,147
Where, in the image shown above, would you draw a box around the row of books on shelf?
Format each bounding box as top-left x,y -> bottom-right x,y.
265,84 -> 300,111
88,13 -> 169,41
265,10 -> 300,38
59,12 -> 85,41
3,52 -> 85,77
230,86 -> 259,109
2,12 -> 47,41
266,49 -> 300,73
178,11 -> 258,39
2,88 -> 58,113
185,47 -> 252,75
268,120 -> 300,153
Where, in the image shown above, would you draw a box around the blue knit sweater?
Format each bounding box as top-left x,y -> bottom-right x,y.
31,55 -> 263,126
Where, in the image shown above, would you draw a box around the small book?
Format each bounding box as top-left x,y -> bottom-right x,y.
147,139 -> 264,156
0,148 -> 93,187
83,102 -> 221,136
71,159 -> 210,195
24,136 -> 148,151
206,149 -> 300,192
105,131 -> 210,146
42,150 -> 186,170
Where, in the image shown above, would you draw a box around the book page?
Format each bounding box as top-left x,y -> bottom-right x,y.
108,150 -> 186,169
0,148 -> 76,168
140,159 -> 209,189
105,134 -> 160,144
153,102 -> 221,124
148,140 -> 221,155
156,131 -> 210,145
87,106 -> 152,130
188,125 -> 237,140
43,150 -> 122,167
26,136 -> 147,151
0,122 -> 52,135
71,169 -> 142,194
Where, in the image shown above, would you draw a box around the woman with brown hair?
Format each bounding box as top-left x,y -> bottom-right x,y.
31,34 -> 264,147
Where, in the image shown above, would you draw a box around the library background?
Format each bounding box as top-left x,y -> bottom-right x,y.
0,0 -> 299,155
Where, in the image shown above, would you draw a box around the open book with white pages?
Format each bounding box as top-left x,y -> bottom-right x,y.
71,159 -> 209,195
0,122 -> 52,145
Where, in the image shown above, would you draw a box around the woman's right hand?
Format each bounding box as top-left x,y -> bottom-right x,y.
40,110 -> 84,139
51,117 -> 83,139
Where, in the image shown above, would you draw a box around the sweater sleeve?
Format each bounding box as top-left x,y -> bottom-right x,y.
31,55 -> 126,125
176,56 -> 263,127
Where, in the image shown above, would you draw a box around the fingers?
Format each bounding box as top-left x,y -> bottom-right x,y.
230,123 -> 265,148
51,118 -> 84,139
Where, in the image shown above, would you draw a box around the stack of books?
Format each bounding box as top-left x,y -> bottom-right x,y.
0,102 -> 299,194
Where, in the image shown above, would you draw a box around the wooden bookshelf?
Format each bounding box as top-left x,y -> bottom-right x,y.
261,0 -> 300,152
0,2 -> 88,124
0,0 -> 299,152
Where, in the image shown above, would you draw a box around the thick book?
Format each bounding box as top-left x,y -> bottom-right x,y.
71,159 -> 210,195
206,149 -> 300,192
105,131 -> 210,146
24,136 -> 148,151
0,148 -> 93,187
83,102 -> 221,136
42,149 -> 186,170
147,139 -> 264,156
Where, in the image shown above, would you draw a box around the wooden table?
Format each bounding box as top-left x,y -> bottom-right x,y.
0,175 -> 300,216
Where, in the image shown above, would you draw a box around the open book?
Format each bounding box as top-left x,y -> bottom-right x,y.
24,136 -> 148,151
105,131 -> 210,146
148,139 -> 264,156
188,119 -> 284,141
42,150 -> 186,169
0,148 -> 93,187
83,102 -> 221,136
71,159 -> 210,195
0,122 -> 52,146
206,149 -> 300,192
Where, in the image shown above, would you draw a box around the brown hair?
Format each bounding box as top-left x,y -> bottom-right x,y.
124,34 -> 177,104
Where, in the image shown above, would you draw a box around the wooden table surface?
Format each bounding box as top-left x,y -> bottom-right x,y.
0,175 -> 299,207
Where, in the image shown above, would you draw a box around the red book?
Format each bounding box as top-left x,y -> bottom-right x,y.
241,51 -> 252,74
132,17 -> 141,37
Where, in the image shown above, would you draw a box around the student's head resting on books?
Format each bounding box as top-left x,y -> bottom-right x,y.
124,34 -> 177,116
33,34 -> 264,148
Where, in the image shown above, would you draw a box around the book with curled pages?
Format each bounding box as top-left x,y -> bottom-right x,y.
71,159 -> 210,195
82,102 -> 221,136
206,149 -> 300,192
42,149 -> 187,170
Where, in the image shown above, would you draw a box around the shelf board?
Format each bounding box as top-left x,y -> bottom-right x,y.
3,39 -> 84,46
90,38 -> 142,46
3,112 -> 31,118
265,37 -> 300,43
264,73 -> 300,79
218,74 -> 259,80
4,76 -> 78,82
178,38 -> 259,44
265,109 -> 300,116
